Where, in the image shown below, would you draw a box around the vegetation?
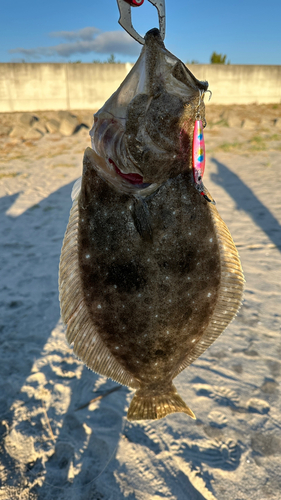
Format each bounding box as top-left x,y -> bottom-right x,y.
92,54 -> 121,64
210,52 -> 230,64
217,140 -> 241,152
249,135 -> 266,151
186,52 -> 231,65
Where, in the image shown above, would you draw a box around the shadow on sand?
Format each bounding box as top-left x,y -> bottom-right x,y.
210,158 -> 281,250
0,182 -> 237,500
0,184 -> 129,498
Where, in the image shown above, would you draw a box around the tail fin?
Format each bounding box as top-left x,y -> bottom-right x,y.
127,386 -> 196,421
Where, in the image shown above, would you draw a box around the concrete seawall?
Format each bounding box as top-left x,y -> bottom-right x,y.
1,63 -> 280,112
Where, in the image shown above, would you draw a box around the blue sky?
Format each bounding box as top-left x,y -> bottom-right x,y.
1,0 -> 280,65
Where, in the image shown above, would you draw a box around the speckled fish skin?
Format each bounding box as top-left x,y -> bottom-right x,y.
59,29 -> 244,421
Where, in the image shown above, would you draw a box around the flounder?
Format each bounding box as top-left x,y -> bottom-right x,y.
59,29 -> 244,421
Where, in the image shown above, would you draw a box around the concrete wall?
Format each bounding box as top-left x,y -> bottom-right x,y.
193,64 -> 281,105
0,62 -> 280,112
0,63 -> 134,112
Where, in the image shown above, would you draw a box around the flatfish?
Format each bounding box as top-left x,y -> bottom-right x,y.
59,29 -> 244,421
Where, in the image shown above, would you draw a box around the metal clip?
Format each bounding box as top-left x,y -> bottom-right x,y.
117,0 -> 165,45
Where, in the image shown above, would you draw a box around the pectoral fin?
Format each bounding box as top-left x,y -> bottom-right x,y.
131,197 -> 153,242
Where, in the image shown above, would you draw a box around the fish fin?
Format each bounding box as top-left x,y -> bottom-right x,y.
127,385 -> 196,421
131,197 -> 153,242
71,177 -> 82,201
59,197 -> 138,390
175,203 -> 245,376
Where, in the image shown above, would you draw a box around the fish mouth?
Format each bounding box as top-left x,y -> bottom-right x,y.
89,110 -> 157,194
88,110 -> 159,195
90,28 -> 209,192
85,146 -> 158,196
109,159 -> 151,188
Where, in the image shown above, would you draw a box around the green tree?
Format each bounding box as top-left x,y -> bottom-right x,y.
210,52 -> 229,64
106,54 -> 120,63
92,54 -> 121,64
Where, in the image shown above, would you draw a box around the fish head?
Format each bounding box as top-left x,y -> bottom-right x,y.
90,28 -> 208,192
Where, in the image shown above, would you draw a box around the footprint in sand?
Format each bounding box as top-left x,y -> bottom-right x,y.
207,410 -> 228,428
251,432 -> 281,457
260,379 -> 279,394
180,438 -> 242,470
231,363 -> 243,374
266,359 -> 281,378
246,398 -> 270,414
194,384 -> 240,408
123,422 -> 164,455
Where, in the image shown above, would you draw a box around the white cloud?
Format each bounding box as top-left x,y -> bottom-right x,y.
49,27 -> 101,41
9,27 -> 140,59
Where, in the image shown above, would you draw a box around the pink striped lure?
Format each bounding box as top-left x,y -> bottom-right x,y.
192,119 -> 205,185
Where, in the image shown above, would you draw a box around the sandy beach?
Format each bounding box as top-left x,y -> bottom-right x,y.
0,105 -> 281,499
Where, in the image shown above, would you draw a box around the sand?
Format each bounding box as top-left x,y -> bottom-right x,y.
0,107 -> 281,499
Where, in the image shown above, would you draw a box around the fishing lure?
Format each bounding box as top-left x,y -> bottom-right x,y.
192,91 -> 214,204
192,118 -> 205,184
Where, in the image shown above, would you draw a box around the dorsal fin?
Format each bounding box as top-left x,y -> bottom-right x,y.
71,177 -> 82,201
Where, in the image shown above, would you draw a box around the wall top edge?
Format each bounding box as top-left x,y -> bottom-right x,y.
0,62 -> 131,66
0,62 -> 280,68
